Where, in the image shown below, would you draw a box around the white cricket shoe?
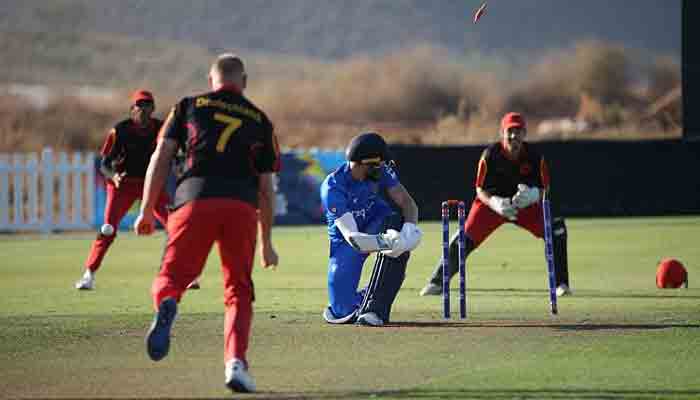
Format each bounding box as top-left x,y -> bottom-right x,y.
419,282 -> 442,296
225,359 -> 256,393
356,312 -> 384,327
75,271 -> 95,290
556,284 -> 572,297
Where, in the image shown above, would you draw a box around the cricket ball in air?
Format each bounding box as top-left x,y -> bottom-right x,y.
100,223 -> 115,236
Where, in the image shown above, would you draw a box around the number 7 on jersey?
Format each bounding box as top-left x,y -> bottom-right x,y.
214,113 -> 242,152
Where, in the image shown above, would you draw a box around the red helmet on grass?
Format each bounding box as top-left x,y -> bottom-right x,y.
656,258 -> 688,289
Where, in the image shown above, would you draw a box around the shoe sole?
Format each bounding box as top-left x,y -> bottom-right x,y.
226,379 -> 254,393
356,316 -> 384,327
146,298 -> 177,361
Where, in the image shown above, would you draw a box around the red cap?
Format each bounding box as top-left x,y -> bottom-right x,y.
501,112 -> 526,130
656,258 -> 688,289
130,90 -> 154,104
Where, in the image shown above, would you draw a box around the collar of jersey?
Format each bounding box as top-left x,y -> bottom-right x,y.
214,83 -> 242,94
129,118 -> 155,134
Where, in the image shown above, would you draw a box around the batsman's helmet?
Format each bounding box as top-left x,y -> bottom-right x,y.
345,132 -> 392,164
656,258 -> 688,288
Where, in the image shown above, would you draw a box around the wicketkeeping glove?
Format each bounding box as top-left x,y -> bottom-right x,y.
512,184 -> 540,209
487,196 -> 518,221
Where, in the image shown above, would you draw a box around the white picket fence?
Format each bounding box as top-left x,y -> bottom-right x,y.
0,148 -> 95,233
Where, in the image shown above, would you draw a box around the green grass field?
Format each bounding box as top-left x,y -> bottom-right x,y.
1,217 -> 699,399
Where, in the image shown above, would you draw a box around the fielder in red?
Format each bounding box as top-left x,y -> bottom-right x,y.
134,53 -> 280,394
419,112 -> 571,297
74,90 -> 171,290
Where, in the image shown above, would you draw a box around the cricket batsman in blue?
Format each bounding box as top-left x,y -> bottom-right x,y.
320,132 -> 422,326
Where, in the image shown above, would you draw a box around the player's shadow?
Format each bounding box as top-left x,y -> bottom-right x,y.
319,388 -> 700,399
457,288 -> 700,299
386,321 -> 700,331
192,388 -> 700,399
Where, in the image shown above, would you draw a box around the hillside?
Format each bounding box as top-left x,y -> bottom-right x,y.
0,1 -> 683,151
0,0 -> 681,59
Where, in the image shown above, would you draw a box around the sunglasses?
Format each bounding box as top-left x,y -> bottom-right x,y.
134,100 -> 154,108
506,127 -> 526,136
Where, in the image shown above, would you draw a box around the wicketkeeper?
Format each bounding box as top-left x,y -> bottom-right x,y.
419,112 -> 571,297
321,132 -> 422,326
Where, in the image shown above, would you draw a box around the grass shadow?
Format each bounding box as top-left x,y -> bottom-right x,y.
149,388 -> 700,399
386,321 -> 700,331
337,388 -> 700,399
442,288 -> 700,300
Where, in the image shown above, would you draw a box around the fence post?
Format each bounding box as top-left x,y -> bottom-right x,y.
42,148 -> 54,234
0,154 -> 8,230
12,153 -> 24,227
72,152 -> 82,227
57,151 -> 69,229
27,153 -> 39,225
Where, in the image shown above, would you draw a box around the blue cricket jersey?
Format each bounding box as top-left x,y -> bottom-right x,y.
320,163 -> 399,246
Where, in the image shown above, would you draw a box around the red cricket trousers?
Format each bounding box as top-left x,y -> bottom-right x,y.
85,179 -> 169,272
465,199 -> 544,248
151,198 -> 258,366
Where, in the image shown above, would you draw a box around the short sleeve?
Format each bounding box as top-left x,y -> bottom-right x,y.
475,148 -> 489,188
100,128 -> 119,158
379,164 -> 399,190
321,182 -> 349,219
159,100 -> 187,147
254,118 -> 281,173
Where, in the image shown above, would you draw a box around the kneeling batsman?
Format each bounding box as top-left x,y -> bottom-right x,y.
320,132 -> 421,326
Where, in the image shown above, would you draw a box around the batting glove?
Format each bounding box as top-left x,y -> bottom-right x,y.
381,223 -> 421,258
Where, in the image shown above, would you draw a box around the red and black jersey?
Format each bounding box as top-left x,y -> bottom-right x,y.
100,118 -> 163,178
475,142 -> 550,197
161,85 -> 280,209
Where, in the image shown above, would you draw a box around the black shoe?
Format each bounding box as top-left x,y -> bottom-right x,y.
146,298 -> 177,361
